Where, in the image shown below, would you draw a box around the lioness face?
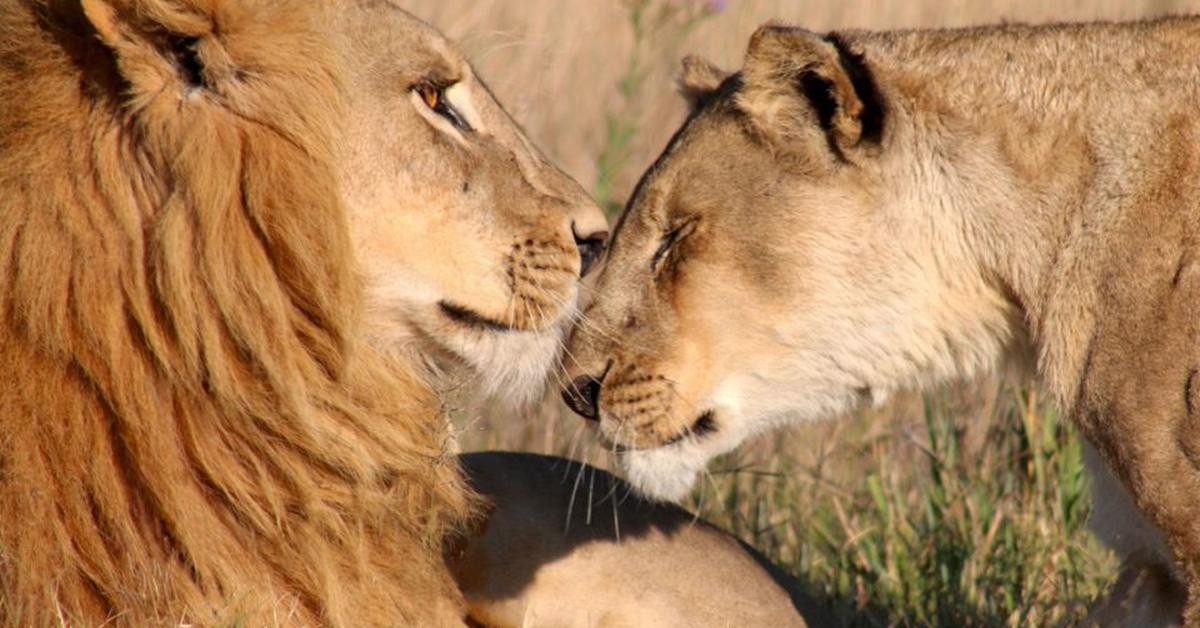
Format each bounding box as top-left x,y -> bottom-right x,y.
333,3 -> 607,403
563,30 -> 1013,500
562,75 -> 851,500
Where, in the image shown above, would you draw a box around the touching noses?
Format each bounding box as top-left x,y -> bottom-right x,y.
567,200 -> 609,277
560,199 -> 609,412
574,226 -> 607,277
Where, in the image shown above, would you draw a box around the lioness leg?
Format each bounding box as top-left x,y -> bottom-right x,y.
1082,397 -> 1200,625
1078,249 -> 1200,624
1084,443 -> 1184,627
1084,560 -> 1184,628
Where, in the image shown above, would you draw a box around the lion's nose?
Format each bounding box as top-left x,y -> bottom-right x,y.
572,222 -> 608,278
563,373 -> 605,421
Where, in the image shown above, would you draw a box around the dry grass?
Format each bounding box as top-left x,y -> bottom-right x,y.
409,1 -> 1200,625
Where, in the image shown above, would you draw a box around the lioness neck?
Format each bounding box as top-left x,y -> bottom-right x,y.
850,17 -> 1200,405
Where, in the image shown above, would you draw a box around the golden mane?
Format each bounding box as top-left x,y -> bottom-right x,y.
0,1 -> 473,625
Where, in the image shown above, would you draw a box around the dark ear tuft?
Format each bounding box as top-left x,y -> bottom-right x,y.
742,23 -> 886,158
677,55 -> 730,111
795,71 -> 843,158
827,33 -> 884,145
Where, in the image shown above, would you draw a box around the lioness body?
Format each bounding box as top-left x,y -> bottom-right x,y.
453,452 -> 824,628
565,18 -> 1200,626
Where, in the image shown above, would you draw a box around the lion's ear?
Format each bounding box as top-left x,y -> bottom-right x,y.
677,55 -> 731,111
79,0 -> 122,45
80,0 -> 215,96
740,23 -> 885,160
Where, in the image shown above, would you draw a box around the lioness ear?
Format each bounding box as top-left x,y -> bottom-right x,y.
80,0 -> 216,97
677,55 -> 731,111
740,23 -> 885,160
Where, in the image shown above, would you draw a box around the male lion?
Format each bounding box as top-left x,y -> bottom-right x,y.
563,19 -> 1200,626
0,0 -> 607,624
1,1 -> 823,626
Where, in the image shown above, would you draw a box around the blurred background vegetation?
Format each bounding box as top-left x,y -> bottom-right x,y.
410,1 -> 1199,625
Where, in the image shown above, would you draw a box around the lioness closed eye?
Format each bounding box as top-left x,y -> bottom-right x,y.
564,19 -> 1200,627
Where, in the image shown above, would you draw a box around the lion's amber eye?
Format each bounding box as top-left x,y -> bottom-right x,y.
415,82 -> 473,132
419,84 -> 440,109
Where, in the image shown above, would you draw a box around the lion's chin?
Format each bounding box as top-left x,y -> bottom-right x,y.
465,328 -> 565,409
618,444 -> 708,503
404,299 -> 576,410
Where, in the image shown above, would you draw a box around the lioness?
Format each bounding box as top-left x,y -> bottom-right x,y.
563,19 -> 1200,626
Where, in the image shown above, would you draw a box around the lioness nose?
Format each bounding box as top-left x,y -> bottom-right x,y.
572,222 -> 608,277
563,373 -> 604,421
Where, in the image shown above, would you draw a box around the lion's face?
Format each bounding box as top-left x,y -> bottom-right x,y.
563,28 -> 1015,500
333,3 -> 607,403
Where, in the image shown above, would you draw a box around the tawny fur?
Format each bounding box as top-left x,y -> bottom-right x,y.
0,1 -> 477,625
566,18 -> 1200,627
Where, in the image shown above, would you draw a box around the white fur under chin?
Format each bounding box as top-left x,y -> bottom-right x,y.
617,389 -> 786,503
452,293 -> 581,410
620,445 -> 706,502
460,324 -> 566,409
365,272 -> 579,410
